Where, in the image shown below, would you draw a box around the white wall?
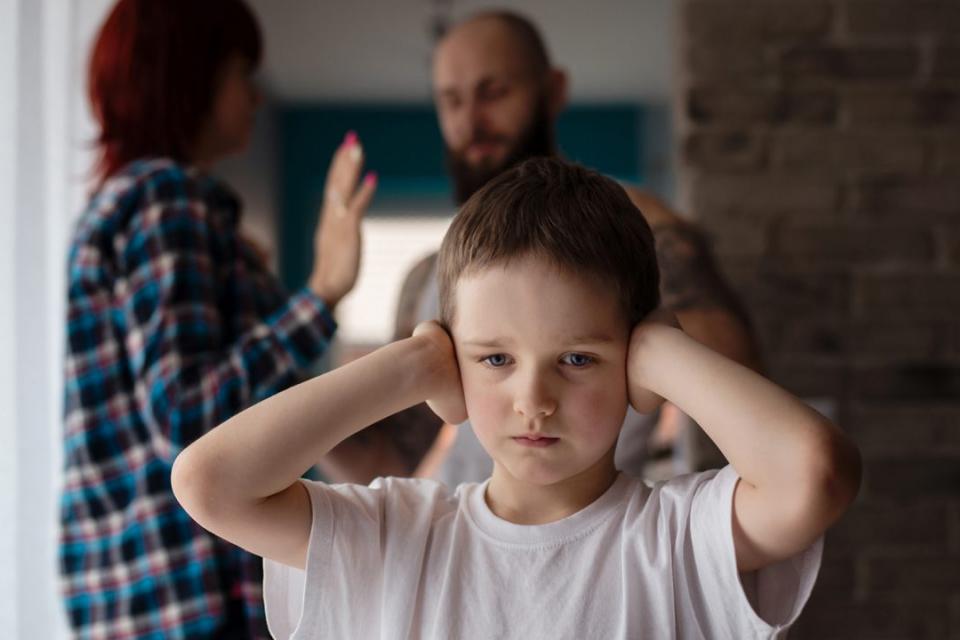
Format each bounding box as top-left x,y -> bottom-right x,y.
0,0 -> 22,633
1,0 -> 112,637
249,0 -> 674,103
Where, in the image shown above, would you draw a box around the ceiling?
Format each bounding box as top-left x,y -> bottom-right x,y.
248,0 -> 675,103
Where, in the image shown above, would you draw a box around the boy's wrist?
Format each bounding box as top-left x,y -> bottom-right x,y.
397,333 -> 451,402
628,323 -> 682,398
404,325 -> 468,425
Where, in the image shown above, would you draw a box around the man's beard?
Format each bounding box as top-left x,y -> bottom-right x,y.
444,99 -> 555,205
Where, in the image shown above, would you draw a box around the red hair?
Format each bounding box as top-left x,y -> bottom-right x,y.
88,0 -> 262,184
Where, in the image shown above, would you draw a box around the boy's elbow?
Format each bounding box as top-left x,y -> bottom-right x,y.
171,446 -> 219,526
800,426 -> 862,523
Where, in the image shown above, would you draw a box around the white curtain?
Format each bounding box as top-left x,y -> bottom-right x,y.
1,0 -> 112,637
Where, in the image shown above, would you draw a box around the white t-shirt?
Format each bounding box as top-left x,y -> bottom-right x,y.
263,466 -> 822,639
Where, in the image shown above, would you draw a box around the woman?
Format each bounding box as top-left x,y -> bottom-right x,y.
59,1 -> 374,637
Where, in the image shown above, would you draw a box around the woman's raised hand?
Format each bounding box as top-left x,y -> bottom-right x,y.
309,131 -> 377,309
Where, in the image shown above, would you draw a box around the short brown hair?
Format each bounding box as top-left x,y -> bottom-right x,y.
438,157 -> 660,328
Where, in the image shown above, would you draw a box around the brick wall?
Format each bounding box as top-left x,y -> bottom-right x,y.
677,2 -> 960,637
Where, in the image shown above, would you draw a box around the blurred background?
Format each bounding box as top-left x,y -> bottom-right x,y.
3,0 -> 959,638
228,0 -> 675,351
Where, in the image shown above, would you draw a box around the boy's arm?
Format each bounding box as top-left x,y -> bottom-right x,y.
171,324 -> 465,570
628,322 -> 861,573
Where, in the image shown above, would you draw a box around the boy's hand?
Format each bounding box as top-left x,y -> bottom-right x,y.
627,307 -> 682,414
412,321 -> 468,425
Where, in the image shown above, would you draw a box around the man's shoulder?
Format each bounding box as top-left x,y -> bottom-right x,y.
394,251 -> 440,339
403,252 -> 439,285
619,185 -> 684,229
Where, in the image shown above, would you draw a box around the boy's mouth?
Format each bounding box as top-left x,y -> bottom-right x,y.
512,435 -> 560,448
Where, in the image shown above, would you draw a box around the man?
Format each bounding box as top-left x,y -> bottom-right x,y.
321,10 -> 759,485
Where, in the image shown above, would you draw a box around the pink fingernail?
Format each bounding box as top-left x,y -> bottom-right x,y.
364,171 -> 378,185
343,130 -> 358,146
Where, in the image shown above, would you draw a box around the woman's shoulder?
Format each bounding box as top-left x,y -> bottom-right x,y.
80,157 -> 238,237
96,157 -> 220,205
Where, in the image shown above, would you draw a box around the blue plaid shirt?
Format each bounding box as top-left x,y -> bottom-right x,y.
60,158 -> 336,639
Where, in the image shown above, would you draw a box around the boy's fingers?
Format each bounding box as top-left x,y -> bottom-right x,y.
412,321 -> 435,337
412,319 -> 445,340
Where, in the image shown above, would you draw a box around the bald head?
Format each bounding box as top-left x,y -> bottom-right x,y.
436,11 -> 551,77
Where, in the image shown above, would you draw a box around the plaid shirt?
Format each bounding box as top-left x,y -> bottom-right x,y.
60,158 -> 335,639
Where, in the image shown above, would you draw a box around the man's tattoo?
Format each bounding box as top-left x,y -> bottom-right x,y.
652,222 -> 750,324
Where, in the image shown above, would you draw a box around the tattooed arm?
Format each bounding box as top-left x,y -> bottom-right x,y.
317,253 -> 444,483
626,187 -> 763,373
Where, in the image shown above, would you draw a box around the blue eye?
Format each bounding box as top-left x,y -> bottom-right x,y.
482,354 -> 510,368
561,353 -> 594,367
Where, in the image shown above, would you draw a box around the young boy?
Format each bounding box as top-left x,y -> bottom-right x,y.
172,158 -> 861,639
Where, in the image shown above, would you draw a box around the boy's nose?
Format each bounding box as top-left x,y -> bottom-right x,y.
513,372 -> 557,420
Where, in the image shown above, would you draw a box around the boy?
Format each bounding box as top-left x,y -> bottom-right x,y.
173,158 -> 861,639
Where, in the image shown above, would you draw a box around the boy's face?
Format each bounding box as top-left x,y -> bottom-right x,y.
451,255 -> 630,487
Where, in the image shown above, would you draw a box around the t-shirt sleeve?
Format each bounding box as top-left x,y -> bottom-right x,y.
684,465 -> 824,638
262,477 -> 454,639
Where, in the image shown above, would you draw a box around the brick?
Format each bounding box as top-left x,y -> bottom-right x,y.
723,261 -> 853,317
768,358 -> 845,397
844,402 -> 960,458
866,553 -> 960,592
688,89 -> 776,124
847,321 -> 946,360
685,44 -> 776,82
932,135 -> 960,174
953,503 -> 960,553
780,45 -> 920,81
852,362 -> 960,403
933,46 -> 960,78
828,500 -> 952,553
846,403 -> 960,458
682,131 -> 768,171
761,316 -> 948,361
759,313 -> 847,356
951,599 -> 960,640
845,88 -> 960,127
688,88 -> 838,125
769,224 -> 933,269
772,131 -> 925,174
698,216 -> 769,259
951,229 -> 960,265
855,272 -> 960,316
847,1 -> 960,37
692,173 -> 839,216
808,544 -> 857,593
864,457 -> 960,499
684,1 -> 833,41
793,598 -> 949,640
853,176 -> 960,218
